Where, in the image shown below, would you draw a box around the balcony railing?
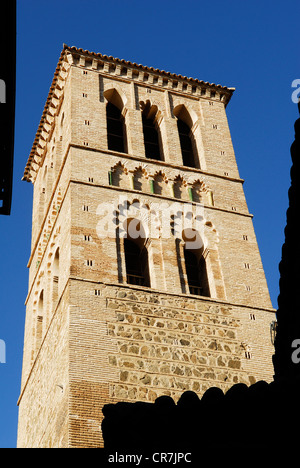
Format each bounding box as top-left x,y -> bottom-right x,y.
127,273 -> 145,286
189,285 -> 203,296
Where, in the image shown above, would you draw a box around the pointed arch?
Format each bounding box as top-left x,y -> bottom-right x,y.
173,104 -> 198,168
153,170 -> 168,196
191,180 -> 204,203
36,290 -> 44,352
133,166 -> 149,192
140,100 -> 164,161
182,228 -> 210,297
111,161 -> 129,188
104,88 -> 127,153
38,289 -> 44,316
123,218 -> 150,287
104,87 -> 127,110
51,246 -> 60,307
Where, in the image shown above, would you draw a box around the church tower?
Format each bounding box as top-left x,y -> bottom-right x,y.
17,45 -> 275,448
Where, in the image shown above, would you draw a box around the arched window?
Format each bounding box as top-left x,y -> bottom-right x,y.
38,289 -> 44,315
177,118 -> 196,168
36,290 -> 44,352
182,229 -> 210,297
52,248 -> 60,303
124,221 -> 150,287
173,104 -> 198,168
141,101 -> 163,160
184,248 -> 210,297
53,248 -> 60,278
142,115 -> 162,160
106,102 -> 126,153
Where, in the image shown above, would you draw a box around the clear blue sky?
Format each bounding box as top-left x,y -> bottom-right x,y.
0,0 -> 298,448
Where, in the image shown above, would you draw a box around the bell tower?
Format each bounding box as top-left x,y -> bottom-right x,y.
17,45 -> 275,448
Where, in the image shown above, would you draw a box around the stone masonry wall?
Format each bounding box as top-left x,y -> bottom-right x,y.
68,280 -> 274,447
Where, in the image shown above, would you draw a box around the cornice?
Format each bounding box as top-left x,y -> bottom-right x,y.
66,44 -> 235,98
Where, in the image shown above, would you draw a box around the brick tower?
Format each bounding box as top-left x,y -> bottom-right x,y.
17,45 -> 275,448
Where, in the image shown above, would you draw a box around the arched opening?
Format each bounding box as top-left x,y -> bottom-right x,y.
153,172 -> 166,196
36,290 -> 44,352
173,176 -> 185,200
52,248 -> 60,303
183,229 -> 210,297
177,119 -> 196,168
192,181 -> 203,203
123,219 -> 150,287
124,238 -> 150,287
184,249 -> 210,297
53,248 -> 60,277
106,102 -> 126,153
111,163 -> 128,188
142,115 -> 162,160
141,101 -> 163,160
174,105 -> 198,168
38,289 -> 44,315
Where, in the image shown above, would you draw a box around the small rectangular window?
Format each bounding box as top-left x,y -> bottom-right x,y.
95,290 -> 101,296
83,205 -> 89,212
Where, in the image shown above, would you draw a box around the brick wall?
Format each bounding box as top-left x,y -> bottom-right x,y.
17,47 -> 275,448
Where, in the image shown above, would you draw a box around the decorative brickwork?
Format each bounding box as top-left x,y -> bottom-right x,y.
18,45 -> 275,448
